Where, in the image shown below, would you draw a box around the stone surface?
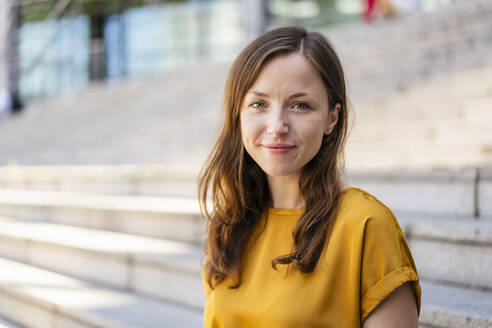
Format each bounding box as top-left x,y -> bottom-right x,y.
0,256 -> 204,328
0,290 -> 53,328
134,264 -> 204,309
420,280 -> 492,328
346,168 -> 477,217
30,243 -> 128,288
0,219 -> 203,308
0,316 -> 23,328
399,216 -> 492,244
346,139 -> 492,170
399,216 -> 492,290
479,167 -> 492,218
0,189 -> 205,242
0,235 -> 28,263
409,238 -> 492,290
0,164 -> 199,197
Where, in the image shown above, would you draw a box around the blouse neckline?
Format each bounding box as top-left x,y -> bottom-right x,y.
267,187 -> 356,216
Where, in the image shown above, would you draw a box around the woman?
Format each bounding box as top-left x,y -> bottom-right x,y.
198,26 -> 420,327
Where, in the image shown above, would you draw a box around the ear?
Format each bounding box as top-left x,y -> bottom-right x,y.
325,103 -> 341,135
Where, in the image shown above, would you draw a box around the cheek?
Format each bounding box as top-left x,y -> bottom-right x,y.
302,123 -> 326,154
240,113 -> 259,145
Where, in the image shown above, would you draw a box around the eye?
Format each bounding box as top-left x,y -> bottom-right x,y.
250,101 -> 266,110
293,102 -> 311,111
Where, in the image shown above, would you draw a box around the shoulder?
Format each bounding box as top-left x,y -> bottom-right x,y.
336,187 -> 398,231
321,186 -> 403,268
331,187 -> 405,249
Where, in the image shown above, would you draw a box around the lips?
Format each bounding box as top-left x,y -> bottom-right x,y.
262,143 -> 295,154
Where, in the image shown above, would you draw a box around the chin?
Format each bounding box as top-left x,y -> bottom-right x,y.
260,165 -> 301,178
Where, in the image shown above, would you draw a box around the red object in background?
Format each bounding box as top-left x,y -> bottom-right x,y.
362,0 -> 397,22
362,0 -> 376,22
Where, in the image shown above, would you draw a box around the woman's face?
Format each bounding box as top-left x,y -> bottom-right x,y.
240,52 -> 337,179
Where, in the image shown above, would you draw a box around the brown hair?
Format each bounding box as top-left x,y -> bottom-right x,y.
198,26 -> 349,289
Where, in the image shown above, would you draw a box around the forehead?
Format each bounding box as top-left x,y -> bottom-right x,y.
247,52 -> 326,97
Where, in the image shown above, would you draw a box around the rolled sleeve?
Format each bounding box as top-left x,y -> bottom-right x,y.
360,210 -> 421,322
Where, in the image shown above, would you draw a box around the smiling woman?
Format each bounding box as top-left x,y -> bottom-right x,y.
198,26 -> 420,328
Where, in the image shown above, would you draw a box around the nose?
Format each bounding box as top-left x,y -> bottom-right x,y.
266,110 -> 289,137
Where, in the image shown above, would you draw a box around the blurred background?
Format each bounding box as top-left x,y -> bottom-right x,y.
0,0 -> 491,327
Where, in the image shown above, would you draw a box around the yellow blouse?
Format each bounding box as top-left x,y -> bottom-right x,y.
202,187 -> 421,327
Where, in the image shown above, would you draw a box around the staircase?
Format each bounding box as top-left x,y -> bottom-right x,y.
329,0 -> 492,100
0,165 -> 490,327
1,0 -> 492,169
0,166 -> 204,327
346,64 -> 492,169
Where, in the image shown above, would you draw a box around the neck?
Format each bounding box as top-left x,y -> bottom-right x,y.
267,174 -> 304,210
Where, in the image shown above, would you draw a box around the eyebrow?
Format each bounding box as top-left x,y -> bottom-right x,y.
248,91 -> 312,99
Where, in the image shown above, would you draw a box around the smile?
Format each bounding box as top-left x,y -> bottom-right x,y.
262,144 -> 295,154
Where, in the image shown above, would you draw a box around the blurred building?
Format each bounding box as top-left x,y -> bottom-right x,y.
1,1 -> 14,118
0,2 -> 8,92
14,0 -> 244,103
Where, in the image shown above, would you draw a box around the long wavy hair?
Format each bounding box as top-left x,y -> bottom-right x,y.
198,26 -> 349,289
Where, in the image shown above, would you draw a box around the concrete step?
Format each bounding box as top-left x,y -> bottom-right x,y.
350,114 -> 492,144
346,140 -> 492,170
353,93 -> 492,123
339,25 -> 492,100
346,167 -> 488,218
399,216 -> 492,290
3,99 -> 221,149
0,257 -> 203,328
0,317 -> 23,328
419,280 -> 492,328
0,165 -> 199,197
335,8 -> 492,55
0,189 -> 205,243
0,217 -> 204,309
1,166 -> 489,220
0,63 -> 225,166
346,32 -> 492,76
353,167 -> 492,218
